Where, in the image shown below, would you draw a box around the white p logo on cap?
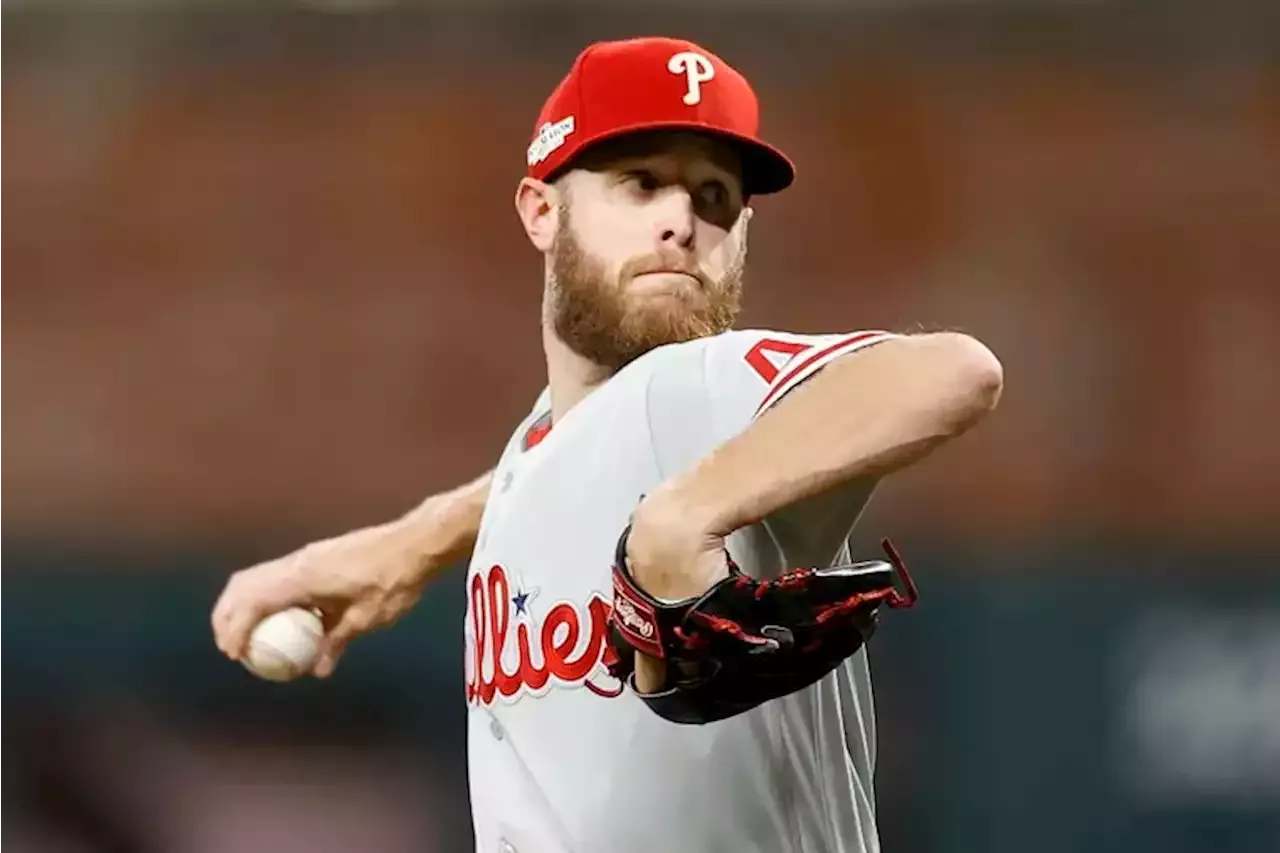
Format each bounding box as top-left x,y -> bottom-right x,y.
667,51 -> 716,106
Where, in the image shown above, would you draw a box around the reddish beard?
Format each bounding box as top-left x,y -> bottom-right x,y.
547,208 -> 744,371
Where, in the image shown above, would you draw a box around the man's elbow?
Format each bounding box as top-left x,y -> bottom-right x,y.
926,332 -> 1004,432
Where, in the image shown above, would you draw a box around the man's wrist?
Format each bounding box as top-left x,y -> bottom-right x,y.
398,472 -> 492,577
638,477 -> 724,540
630,480 -> 734,601
396,500 -> 451,571
646,449 -> 764,541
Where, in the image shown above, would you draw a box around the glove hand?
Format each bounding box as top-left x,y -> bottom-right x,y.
626,490 -> 731,692
606,506 -> 918,724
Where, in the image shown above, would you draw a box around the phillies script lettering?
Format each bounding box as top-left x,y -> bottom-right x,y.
466,564 -> 623,705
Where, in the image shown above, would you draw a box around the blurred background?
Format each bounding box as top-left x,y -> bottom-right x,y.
4,1 -> 1279,851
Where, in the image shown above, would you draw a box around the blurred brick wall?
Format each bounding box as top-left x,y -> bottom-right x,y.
5,18 -> 1279,549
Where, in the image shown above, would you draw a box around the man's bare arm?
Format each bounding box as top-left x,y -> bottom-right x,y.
670,332 -> 999,542
397,469 -> 495,580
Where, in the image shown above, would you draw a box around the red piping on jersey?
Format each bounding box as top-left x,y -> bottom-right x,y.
523,411 -> 553,450
753,331 -> 891,417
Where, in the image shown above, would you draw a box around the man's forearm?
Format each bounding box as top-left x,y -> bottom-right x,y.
396,470 -> 495,577
649,333 -> 1003,540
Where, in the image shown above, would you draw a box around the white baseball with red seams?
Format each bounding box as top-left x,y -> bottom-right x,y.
465,328 -> 897,853
243,607 -> 323,682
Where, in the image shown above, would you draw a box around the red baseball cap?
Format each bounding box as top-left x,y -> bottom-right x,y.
525,37 -> 795,195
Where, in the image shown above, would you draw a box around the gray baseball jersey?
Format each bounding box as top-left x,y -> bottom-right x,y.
464,328 -> 898,853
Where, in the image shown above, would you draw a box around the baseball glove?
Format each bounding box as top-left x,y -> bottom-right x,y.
605,527 -> 917,725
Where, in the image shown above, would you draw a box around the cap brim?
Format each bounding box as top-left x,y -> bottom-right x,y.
552,121 -> 796,196
734,135 -> 796,195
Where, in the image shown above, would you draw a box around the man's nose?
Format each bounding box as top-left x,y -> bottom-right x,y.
653,188 -> 696,250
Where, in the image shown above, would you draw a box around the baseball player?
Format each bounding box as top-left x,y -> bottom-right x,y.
213,36 -> 1002,853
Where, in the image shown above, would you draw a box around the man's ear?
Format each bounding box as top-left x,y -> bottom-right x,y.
515,177 -> 560,253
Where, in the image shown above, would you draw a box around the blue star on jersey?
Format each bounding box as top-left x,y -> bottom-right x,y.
512,587 -> 538,616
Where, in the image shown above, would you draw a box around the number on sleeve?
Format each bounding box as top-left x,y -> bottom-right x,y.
742,338 -> 813,385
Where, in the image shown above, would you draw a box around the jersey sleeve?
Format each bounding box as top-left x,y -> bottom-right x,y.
710,328 -> 899,436
644,328 -> 899,480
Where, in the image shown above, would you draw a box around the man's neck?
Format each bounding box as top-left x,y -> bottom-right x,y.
543,322 -> 613,424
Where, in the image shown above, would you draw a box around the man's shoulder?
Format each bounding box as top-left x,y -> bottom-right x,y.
617,329 -> 801,420
627,327 -> 841,389
627,329 -> 790,372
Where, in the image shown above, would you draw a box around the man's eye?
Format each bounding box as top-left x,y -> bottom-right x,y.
698,181 -> 728,208
626,171 -> 660,192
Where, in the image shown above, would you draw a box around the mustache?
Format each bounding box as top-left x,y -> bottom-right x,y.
620,254 -> 712,290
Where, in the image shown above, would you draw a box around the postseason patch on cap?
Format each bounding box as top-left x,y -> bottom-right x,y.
527,116 -> 576,166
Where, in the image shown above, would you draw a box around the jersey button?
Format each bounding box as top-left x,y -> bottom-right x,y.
489,718 -> 506,741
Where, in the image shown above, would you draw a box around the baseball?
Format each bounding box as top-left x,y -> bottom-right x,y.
242,607 -> 324,682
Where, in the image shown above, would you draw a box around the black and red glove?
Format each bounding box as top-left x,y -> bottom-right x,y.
605,527 -> 918,725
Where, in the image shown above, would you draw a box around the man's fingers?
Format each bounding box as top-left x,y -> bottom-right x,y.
211,554 -> 310,659
212,581 -> 255,653
212,580 -> 255,657
313,606 -> 375,679
220,604 -> 272,660
634,655 -> 668,694
211,590 -> 234,649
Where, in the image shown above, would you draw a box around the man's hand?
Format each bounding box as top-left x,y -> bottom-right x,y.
212,471 -> 493,678
624,488 -> 730,692
212,523 -> 428,678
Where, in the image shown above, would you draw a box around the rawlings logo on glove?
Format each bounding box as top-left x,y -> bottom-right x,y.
605,526 -> 918,725
610,586 -> 661,655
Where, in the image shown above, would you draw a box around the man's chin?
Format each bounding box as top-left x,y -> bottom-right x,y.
555,300 -> 735,370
